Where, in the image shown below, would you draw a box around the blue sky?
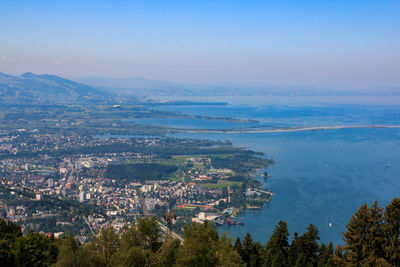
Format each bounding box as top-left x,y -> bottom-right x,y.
1,0 -> 399,89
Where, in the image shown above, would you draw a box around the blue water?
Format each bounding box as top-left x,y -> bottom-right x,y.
154,103 -> 400,127
151,103 -> 400,245
131,117 -> 258,129
173,128 -> 400,245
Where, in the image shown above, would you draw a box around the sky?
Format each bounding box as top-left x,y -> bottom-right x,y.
1,0 -> 399,89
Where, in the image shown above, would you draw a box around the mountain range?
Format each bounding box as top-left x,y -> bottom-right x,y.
0,72 -> 112,104
1,72 -> 399,105
75,76 -> 400,98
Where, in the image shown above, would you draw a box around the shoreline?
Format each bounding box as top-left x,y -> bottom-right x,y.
177,124 -> 400,134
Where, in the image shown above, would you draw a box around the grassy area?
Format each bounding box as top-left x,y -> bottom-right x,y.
168,175 -> 183,182
199,180 -> 243,190
125,159 -> 146,164
126,155 -> 200,166
156,157 -> 188,165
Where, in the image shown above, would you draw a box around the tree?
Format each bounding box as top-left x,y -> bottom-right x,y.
222,187 -> 228,198
264,220 -> 289,267
176,221 -> 219,267
383,198 -> 400,266
0,218 -> 20,266
53,234 -> 93,267
0,239 -> 15,266
241,233 -> 262,267
342,201 -> 389,266
317,242 -> 335,267
233,237 -> 242,256
291,224 -> 320,267
0,218 -> 22,241
113,246 -> 153,267
216,233 -> 243,267
175,221 -> 241,267
155,238 -> 181,267
289,232 -> 300,266
119,216 -> 162,252
113,216 -> 163,266
13,231 -> 58,267
94,226 -> 119,266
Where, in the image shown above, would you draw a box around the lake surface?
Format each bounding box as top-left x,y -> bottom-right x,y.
132,117 -> 258,129
143,101 -> 400,245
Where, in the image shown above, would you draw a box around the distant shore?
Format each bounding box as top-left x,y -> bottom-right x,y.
178,125 -> 400,134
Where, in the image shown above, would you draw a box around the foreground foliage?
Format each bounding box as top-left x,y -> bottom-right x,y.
1,199 -> 400,266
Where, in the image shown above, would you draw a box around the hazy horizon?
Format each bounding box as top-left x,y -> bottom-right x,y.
1,0 -> 400,91
3,71 -> 400,96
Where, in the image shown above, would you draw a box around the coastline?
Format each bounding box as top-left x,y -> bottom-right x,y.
177,124 -> 400,134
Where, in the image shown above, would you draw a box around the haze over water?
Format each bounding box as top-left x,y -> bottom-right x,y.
138,96 -> 400,245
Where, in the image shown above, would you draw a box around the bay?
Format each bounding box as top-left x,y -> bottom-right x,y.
140,101 -> 400,245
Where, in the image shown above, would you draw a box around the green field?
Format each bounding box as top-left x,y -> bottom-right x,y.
199,180 -> 243,189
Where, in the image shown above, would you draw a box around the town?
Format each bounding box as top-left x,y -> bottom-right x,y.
0,131 -> 273,243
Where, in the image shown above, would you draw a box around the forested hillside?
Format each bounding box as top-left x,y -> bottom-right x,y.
1,199 -> 399,266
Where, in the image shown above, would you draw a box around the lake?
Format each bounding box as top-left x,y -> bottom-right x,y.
137,100 -> 400,245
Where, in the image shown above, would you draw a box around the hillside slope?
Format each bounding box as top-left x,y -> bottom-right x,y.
0,72 -> 112,104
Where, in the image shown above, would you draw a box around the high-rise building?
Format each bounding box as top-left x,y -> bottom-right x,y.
79,191 -> 86,202
48,178 -> 54,188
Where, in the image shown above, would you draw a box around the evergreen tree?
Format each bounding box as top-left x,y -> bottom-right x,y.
292,224 -> 320,267
119,216 -> 162,252
7,200 -> 400,267
222,187 -> 228,198
176,221 -> 219,267
233,237 -> 242,256
175,221 -> 241,267
53,234 -> 80,267
242,233 -> 262,267
93,226 -> 119,266
318,242 -> 335,267
53,234 -> 94,267
332,245 -> 346,267
0,219 -> 22,241
0,218 -> 20,266
342,201 -> 389,266
13,231 -> 58,267
383,198 -> 400,266
155,238 -> 181,267
288,232 -> 299,266
113,246 -> 153,267
263,220 -> 289,267
216,233 -> 243,267
0,239 -> 15,266
113,216 -> 165,266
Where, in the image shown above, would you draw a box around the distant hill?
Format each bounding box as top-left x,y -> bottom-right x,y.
75,76 -> 400,98
0,72 -> 113,104
76,76 -> 176,90
74,76 -> 230,97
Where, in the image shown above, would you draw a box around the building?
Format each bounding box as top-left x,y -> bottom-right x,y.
48,178 -> 54,188
79,191 -> 86,202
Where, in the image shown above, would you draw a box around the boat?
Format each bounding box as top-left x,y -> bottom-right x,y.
214,218 -> 225,225
226,217 -> 244,225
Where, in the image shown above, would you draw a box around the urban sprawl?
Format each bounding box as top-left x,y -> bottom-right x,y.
0,131 -> 273,243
